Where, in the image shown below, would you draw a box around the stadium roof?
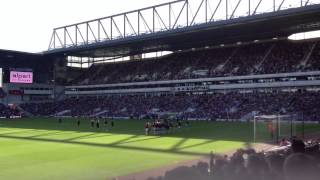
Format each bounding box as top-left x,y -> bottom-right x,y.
0,49 -> 42,59
44,1 -> 320,58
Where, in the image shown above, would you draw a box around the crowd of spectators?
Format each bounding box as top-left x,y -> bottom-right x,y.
305,42 -> 320,71
0,88 -> 6,98
42,40 -> 320,122
20,90 -> 320,122
146,137 -> 320,180
71,40 -> 320,85
0,103 -> 20,118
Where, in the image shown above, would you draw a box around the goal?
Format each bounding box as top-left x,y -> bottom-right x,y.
253,114 -> 297,143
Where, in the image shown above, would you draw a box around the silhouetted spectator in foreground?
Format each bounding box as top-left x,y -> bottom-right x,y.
283,153 -> 319,180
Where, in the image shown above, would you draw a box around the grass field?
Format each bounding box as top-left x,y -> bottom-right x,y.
0,118 -> 319,180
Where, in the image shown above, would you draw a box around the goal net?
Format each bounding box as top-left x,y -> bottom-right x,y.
253,114 -> 297,143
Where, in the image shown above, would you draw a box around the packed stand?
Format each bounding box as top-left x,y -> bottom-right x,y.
0,103 -> 21,118
70,40 -> 319,85
305,42 -> 320,71
21,91 -> 320,122
0,88 -> 6,98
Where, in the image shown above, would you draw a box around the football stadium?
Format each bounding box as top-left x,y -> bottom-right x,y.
1,0 -> 320,180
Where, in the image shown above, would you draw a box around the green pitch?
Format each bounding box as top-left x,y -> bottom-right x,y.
0,118 -> 318,180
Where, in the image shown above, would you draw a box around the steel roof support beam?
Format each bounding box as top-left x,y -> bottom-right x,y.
124,14 -> 137,35
110,17 -> 113,40
172,1 -> 187,28
252,0 -> 263,15
278,0 -> 286,11
76,25 -> 86,45
64,28 -> 66,47
305,0 -> 310,6
124,15 -> 126,37
153,8 -> 155,32
186,0 -> 189,26
48,31 -> 55,50
230,0 -> 242,19
53,31 -> 56,49
75,26 -> 78,45
65,28 -> 75,46
54,0 -> 185,30
54,31 -> 64,48
205,0 -> 208,23
88,23 -> 98,42
249,0 -> 251,15
226,0 -> 229,20
190,0 -> 205,25
47,0 -> 320,50
139,11 -> 152,33
154,8 -> 168,30
169,3 -> 172,29
210,0 -> 223,22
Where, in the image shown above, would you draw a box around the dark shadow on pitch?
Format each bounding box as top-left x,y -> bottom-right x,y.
0,134 -> 209,156
0,118 -> 259,143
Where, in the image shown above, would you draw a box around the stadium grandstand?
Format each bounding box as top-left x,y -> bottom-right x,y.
1,0 -> 320,180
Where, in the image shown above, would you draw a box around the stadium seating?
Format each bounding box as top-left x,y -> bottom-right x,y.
19,39 -> 320,121
70,40 -> 319,85
0,88 -> 6,98
0,103 -> 20,118
21,91 -> 320,122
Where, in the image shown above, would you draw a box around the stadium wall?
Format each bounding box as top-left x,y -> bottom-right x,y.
1,83 -> 58,105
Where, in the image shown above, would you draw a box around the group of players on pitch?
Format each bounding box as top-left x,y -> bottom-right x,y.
58,117 -> 114,130
57,116 -> 189,134
90,117 -> 114,130
144,118 -> 190,135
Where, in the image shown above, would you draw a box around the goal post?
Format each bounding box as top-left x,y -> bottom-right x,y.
253,114 -> 298,143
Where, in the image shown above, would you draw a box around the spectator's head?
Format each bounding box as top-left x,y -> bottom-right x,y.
266,153 -> 285,179
283,153 -> 319,180
291,139 -> 306,153
163,166 -> 204,180
247,153 -> 269,179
